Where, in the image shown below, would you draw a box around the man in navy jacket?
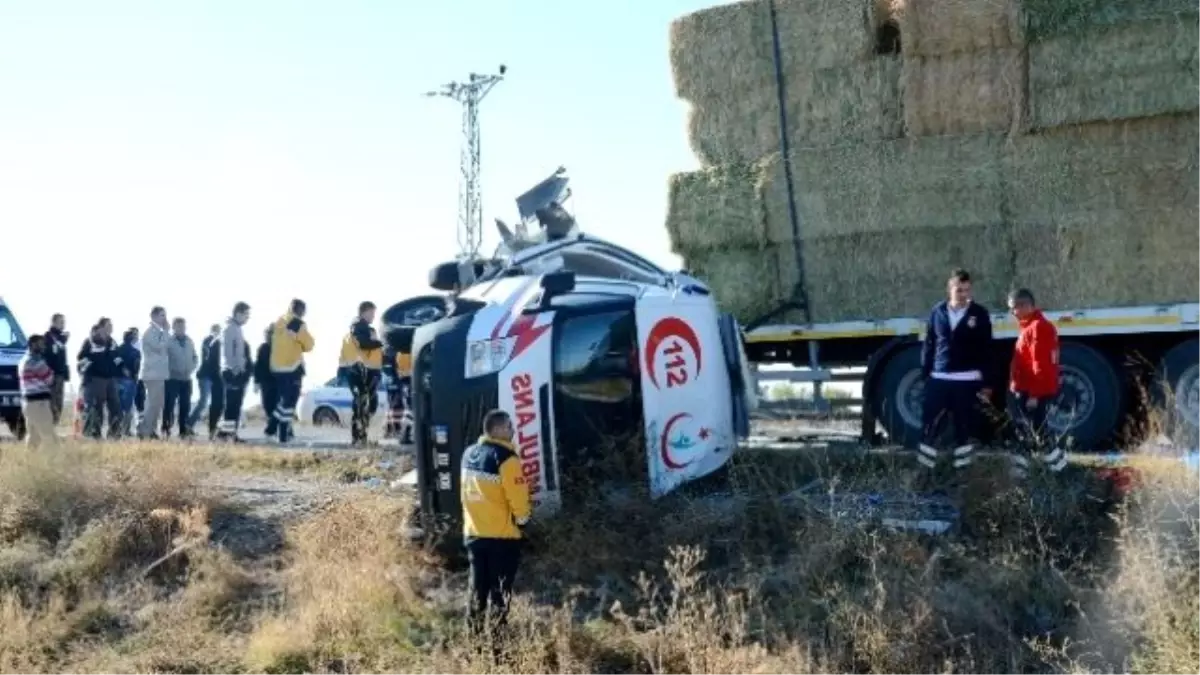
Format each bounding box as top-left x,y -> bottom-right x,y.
919,269 -> 995,473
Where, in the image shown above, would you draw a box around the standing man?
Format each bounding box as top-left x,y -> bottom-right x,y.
270,299 -> 314,444
918,269 -> 995,475
217,302 -> 252,442
19,334 -> 58,449
77,318 -> 123,439
44,314 -> 70,425
116,328 -> 142,436
138,307 -> 170,440
461,409 -> 532,635
164,318 -> 198,438
189,323 -> 221,432
1007,288 -> 1064,475
340,301 -> 384,447
253,326 -> 277,437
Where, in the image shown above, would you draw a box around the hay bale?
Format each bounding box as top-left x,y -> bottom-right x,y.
670,0 -> 880,103
1023,0 -> 1197,41
891,0 -> 1023,56
1005,113 -> 1199,225
1028,17 -> 1199,129
680,246 -> 789,325
681,222 -> 1014,325
664,164 -> 768,253
795,224 -> 1015,321
687,56 -> 903,165
1011,209 -> 1199,309
1006,114 -> 1199,308
902,47 -> 1025,136
760,134 -> 1006,241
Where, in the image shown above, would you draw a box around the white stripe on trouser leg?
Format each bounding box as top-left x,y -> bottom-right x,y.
217,419 -> 236,432
1042,448 -> 1064,465
1047,450 -> 1067,473
917,444 -> 939,468
952,444 -> 974,468
1009,455 -> 1029,479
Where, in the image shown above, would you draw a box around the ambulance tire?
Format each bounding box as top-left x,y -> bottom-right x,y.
873,346 -> 926,449
1157,338 -> 1199,447
1051,342 -> 1124,451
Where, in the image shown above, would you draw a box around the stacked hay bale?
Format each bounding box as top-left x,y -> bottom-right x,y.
666,0 -> 1199,325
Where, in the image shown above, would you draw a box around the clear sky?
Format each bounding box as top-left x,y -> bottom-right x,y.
0,0 -> 714,384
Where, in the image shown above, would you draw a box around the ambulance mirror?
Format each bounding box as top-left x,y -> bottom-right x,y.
540,270 -> 575,303
428,261 -> 460,291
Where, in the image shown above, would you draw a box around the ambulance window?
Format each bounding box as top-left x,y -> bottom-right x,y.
553,310 -> 637,403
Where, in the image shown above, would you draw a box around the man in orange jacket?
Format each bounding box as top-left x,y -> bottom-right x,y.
1007,288 -> 1065,474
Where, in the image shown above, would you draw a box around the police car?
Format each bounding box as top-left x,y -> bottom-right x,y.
299,372 -> 391,426
0,297 -> 29,437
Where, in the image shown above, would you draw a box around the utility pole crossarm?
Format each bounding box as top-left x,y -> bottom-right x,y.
425,66 -> 506,261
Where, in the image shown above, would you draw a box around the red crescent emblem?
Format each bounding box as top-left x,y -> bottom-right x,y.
660,412 -> 696,470
644,317 -> 703,390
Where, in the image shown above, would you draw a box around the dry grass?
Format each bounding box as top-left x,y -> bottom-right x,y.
1028,15 -> 1198,129
1,438 -> 1196,673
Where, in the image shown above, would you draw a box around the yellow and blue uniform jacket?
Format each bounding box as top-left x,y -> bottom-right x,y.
270,312 -> 315,374
339,318 -> 384,372
461,435 -> 532,541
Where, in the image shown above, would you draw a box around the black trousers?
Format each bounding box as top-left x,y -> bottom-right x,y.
466,538 -> 521,633
920,378 -> 982,470
349,367 -> 380,443
1008,391 -> 1066,473
207,378 -> 225,437
260,378 -> 279,434
163,379 -> 193,435
274,371 -> 303,442
83,377 -> 122,439
217,371 -> 248,437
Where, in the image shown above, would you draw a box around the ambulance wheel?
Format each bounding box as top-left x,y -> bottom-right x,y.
1157,339 -> 1199,446
312,407 -> 340,427
873,345 -> 925,448
1049,342 -> 1124,451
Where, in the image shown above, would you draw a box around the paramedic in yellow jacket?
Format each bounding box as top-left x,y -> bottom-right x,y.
339,301 -> 384,446
461,409 -> 532,633
269,299 -> 314,444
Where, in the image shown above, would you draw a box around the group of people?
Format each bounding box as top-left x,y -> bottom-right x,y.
17,299 -> 410,448
919,269 -> 1064,479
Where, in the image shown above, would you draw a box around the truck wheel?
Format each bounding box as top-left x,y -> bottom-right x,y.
1048,342 -> 1124,451
1158,338 -> 1199,446
873,346 -> 925,448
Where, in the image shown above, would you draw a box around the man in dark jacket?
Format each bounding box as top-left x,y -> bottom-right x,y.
116,328 -> 142,437
77,318 -> 123,439
44,313 -> 70,424
919,269 -> 995,474
189,323 -> 221,431
253,326 -> 277,437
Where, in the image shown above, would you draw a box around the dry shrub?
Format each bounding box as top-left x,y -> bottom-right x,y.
891,0 -> 1024,55
902,47 -> 1026,137
1029,15 -> 1198,129
243,493 -> 430,674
